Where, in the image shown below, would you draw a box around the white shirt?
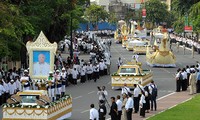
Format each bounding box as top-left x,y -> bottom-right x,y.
3,82 -> 9,93
149,84 -> 157,95
8,82 -> 16,95
72,69 -> 79,79
99,62 -> 105,70
140,94 -> 146,105
90,108 -> 99,120
97,90 -> 108,100
116,99 -> 123,111
133,86 -> 141,97
15,80 -> 22,91
0,84 -> 6,96
33,62 -> 50,76
80,67 -> 86,76
121,86 -> 130,95
125,97 -> 134,110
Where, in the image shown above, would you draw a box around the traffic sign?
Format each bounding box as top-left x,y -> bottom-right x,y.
184,26 -> 193,32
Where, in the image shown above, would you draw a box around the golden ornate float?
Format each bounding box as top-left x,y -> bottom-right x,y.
111,61 -> 153,89
146,27 -> 176,67
2,90 -> 72,120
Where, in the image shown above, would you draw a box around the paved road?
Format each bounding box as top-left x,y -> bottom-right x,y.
66,39 -> 200,120
1,38 -> 200,120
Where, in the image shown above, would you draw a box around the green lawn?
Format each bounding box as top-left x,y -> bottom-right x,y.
148,94 -> 200,120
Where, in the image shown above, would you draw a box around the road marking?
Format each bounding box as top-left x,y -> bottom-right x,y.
88,91 -> 95,94
81,109 -> 90,113
73,96 -> 82,100
157,92 -> 176,101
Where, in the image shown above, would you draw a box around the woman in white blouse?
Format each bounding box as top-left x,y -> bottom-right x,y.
139,90 -> 146,118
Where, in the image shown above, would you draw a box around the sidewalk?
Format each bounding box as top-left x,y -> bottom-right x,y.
132,91 -> 194,120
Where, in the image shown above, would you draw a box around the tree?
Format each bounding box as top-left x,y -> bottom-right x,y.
145,0 -> 169,25
189,1 -> 200,33
0,1 -> 34,60
171,0 -> 199,33
84,4 -> 108,30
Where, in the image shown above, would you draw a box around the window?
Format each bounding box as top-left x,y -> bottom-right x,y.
21,95 -> 38,105
120,68 -> 136,74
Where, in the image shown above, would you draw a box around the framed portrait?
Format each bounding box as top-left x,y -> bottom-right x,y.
26,31 -> 57,79
33,51 -> 50,76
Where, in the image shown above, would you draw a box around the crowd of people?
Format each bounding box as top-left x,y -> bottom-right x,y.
175,62 -> 200,94
170,33 -> 200,53
90,81 -> 158,120
0,32 -> 112,105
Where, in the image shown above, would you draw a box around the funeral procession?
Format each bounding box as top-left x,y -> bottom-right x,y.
1,0 -> 200,120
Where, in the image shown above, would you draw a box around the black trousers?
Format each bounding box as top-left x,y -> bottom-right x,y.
181,80 -> 187,91
87,73 -> 92,80
134,97 -> 139,113
176,80 -> 181,92
151,96 -> 157,111
140,103 -> 146,117
126,108 -> 133,120
73,78 -> 77,84
80,75 -> 86,83
93,72 -> 98,82
117,111 -> 122,120
197,80 -> 200,93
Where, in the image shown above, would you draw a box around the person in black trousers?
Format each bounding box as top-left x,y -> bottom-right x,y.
175,68 -> 181,92
99,100 -> 107,120
109,97 -> 118,120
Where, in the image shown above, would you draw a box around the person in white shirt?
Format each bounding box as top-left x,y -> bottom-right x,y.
20,70 -> 31,91
80,65 -> 86,83
116,95 -> 122,120
133,84 -> 141,113
3,79 -> 9,103
0,81 -> 6,105
139,91 -> 146,118
90,104 -> 99,120
15,75 -> 22,92
8,80 -> 16,96
99,60 -> 105,76
121,83 -> 131,95
47,71 -> 55,101
72,68 -> 79,85
93,63 -> 99,82
97,86 -> 108,104
181,68 -> 187,91
61,68 -> 67,97
117,57 -> 123,69
86,63 -> 93,81
125,93 -> 133,120
55,70 -> 62,100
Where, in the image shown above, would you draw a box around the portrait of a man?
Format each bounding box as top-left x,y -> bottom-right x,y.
33,51 -> 50,76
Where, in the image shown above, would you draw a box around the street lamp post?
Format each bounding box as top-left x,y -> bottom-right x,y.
70,12 -> 73,59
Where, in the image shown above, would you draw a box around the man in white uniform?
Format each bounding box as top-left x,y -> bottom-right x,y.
33,53 -> 50,76
61,68 -> 67,97
90,104 -> 99,120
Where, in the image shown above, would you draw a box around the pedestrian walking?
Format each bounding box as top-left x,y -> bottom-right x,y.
117,57 -> 123,69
